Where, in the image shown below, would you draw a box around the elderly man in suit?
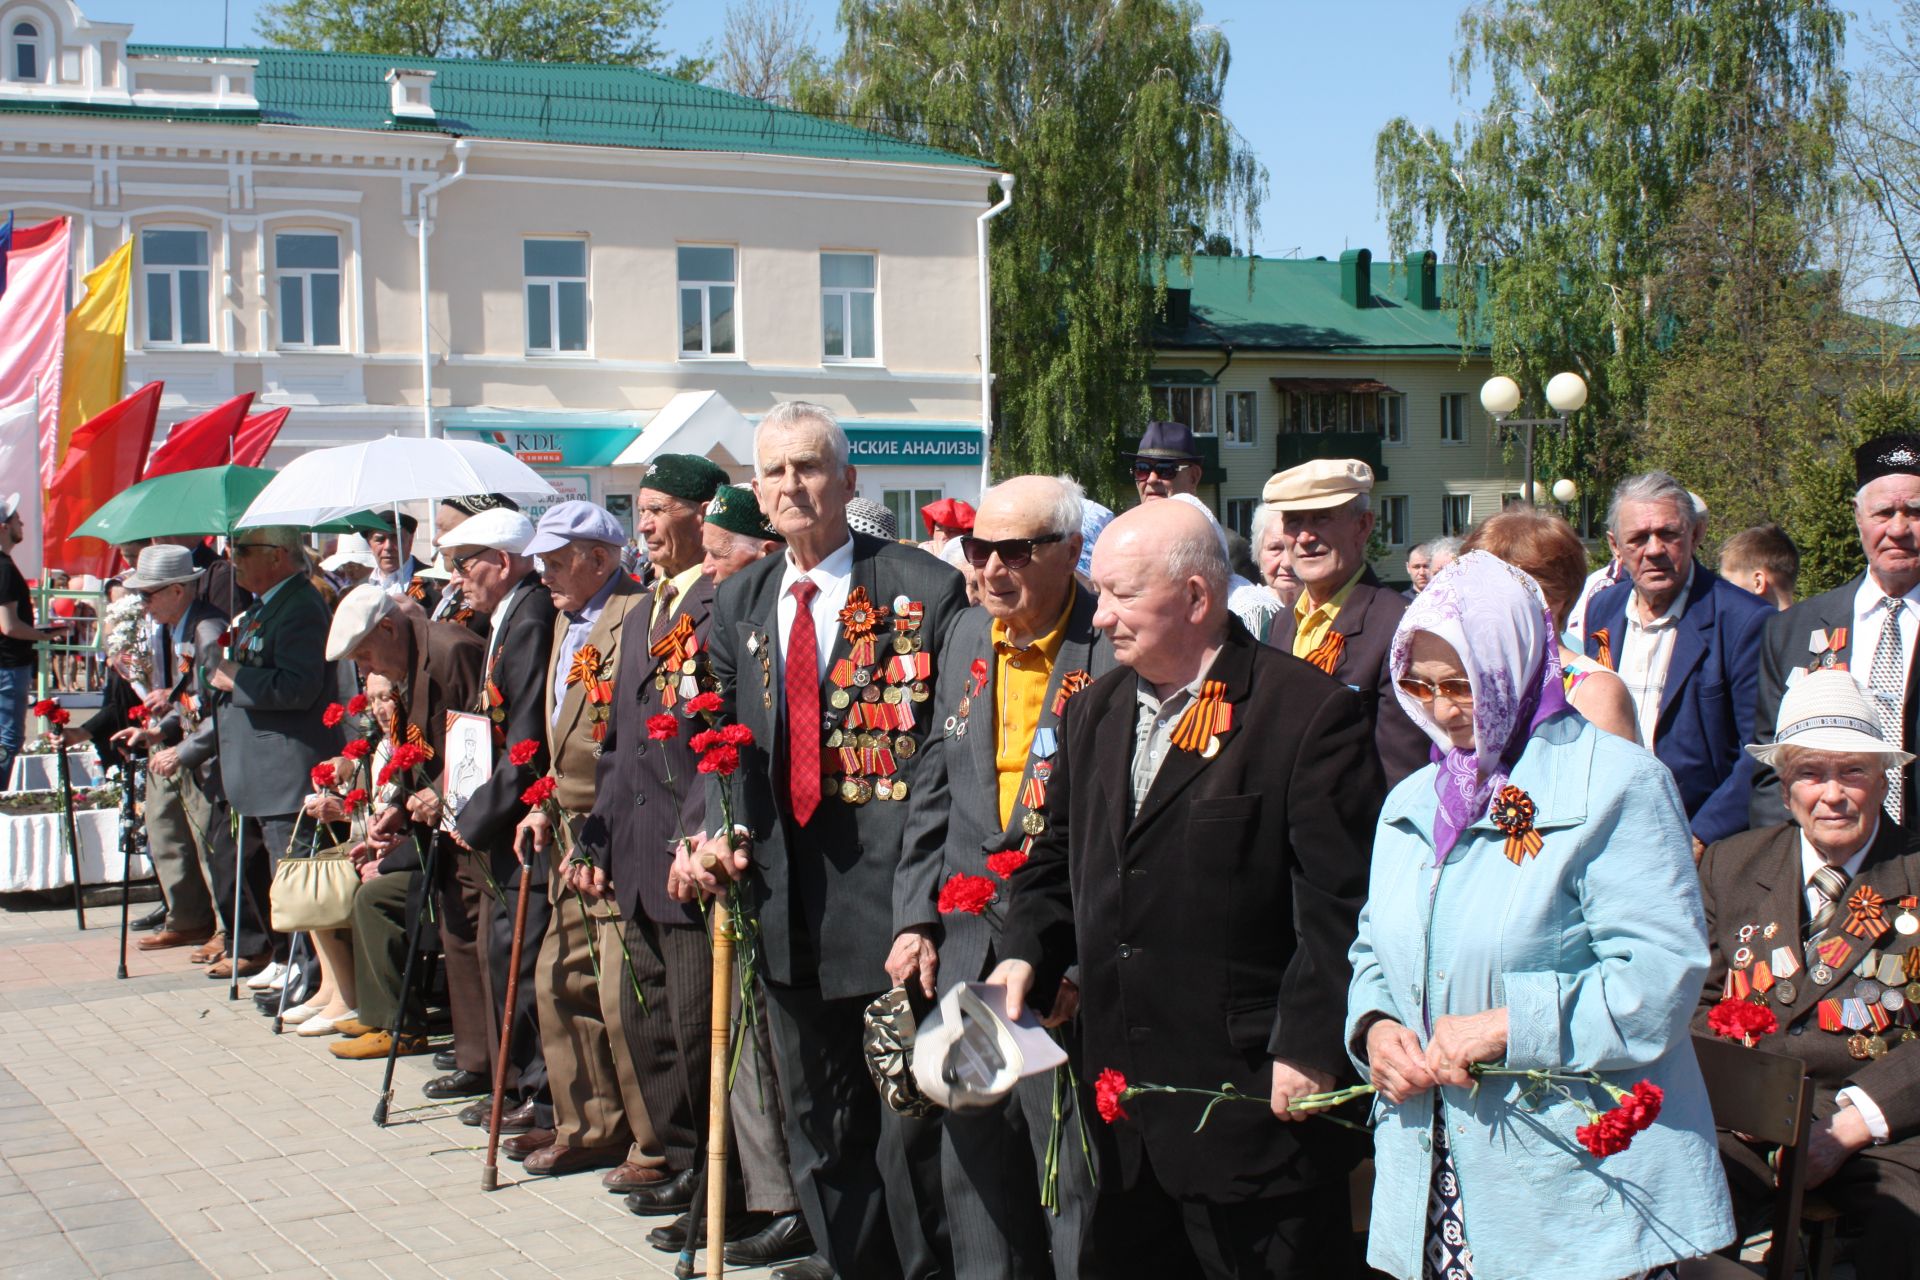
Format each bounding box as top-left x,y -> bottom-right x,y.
1753,436 -> 1920,837
509,501 -> 666,1186
1265,458 -> 1427,786
1583,470 -> 1771,848
893,473 -> 1115,1279
204,525 -> 341,980
444,508 -> 558,1135
1699,669 -> 1920,1278
683,400 -> 968,1280
988,498 -> 1383,1278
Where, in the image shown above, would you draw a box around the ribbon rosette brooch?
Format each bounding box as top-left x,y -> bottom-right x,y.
1492,784 -> 1544,865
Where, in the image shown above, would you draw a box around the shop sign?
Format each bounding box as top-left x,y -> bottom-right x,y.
844,426 -> 982,467
525,473 -> 591,522
463,427 -> 634,468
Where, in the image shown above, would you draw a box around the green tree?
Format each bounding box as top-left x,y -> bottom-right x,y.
794,0 -> 1263,501
1375,0 -> 1846,498
1784,384 -> 1920,595
257,0 -> 694,71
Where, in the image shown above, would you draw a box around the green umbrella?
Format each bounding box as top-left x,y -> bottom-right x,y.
72,466 -> 388,542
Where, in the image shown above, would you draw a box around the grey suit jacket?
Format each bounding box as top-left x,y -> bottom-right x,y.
158,597 -> 231,788
894,585 -> 1116,990
215,574 -> 343,817
708,533 -> 968,999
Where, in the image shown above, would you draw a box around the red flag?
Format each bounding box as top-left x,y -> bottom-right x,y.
44,381 -> 162,575
142,392 -> 255,477
233,406 -> 289,467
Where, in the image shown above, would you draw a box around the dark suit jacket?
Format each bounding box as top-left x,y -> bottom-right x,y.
161,597 -> 233,792
894,584 -> 1117,990
1584,562 -> 1770,844
579,572 -> 716,928
1267,567 -> 1427,787
1697,820 -> 1920,1163
998,620 -> 1385,1202
454,575 -> 557,884
1749,574 -> 1920,834
708,533 -> 968,999
378,612 -> 485,875
217,574 -> 342,817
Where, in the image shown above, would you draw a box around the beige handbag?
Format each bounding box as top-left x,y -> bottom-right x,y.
270,840 -> 359,932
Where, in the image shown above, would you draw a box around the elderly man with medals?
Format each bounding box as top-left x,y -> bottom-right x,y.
1699,669 -> 1920,1278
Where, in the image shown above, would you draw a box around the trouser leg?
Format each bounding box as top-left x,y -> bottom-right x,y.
0,664 -> 28,784
617,914 -> 708,1171
943,1086 -> 1052,1279
206,811 -> 273,957
349,871 -> 415,1031
480,858 -> 552,1121
144,767 -> 214,933
598,910 -> 668,1170
436,849 -> 490,1074
732,975 -> 798,1214
536,881 -> 630,1151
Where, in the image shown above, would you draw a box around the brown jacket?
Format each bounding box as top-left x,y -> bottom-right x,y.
542,573 -> 646,816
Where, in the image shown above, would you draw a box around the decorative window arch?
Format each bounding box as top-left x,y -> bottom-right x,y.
8,18 -> 42,82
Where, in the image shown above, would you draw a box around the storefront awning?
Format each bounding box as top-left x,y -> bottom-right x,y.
1269,377 -> 1400,395
610,391 -> 756,477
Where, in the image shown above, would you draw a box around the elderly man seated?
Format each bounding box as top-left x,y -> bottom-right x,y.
1696,669 -> 1920,1278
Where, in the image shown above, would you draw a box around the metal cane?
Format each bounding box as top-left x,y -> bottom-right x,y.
482,854 -> 535,1190
374,828 -> 441,1127
115,755 -> 143,979
56,744 -> 85,930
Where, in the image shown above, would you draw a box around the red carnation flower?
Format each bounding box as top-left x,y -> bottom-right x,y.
508,739 -> 541,767
937,872 -> 997,916
986,849 -> 1028,879
322,703 -> 346,728
311,762 -> 338,789
1576,1110 -> 1635,1158
389,743 -> 429,773
216,630 -> 232,646
647,714 -> 679,742
376,759 -> 397,788
341,738 -> 372,760
520,776 -> 557,807
690,728 -> 721,753
686,691 -> 723,715
697,745 -> 741,776
1618,1081 -> 1664,1133
31,698 -> 55,717
719,723 -> 754,747
1094,1068 -> 1130,1124
341,787 -> 368,811
126,705 -> 148,725
346,693 -> 368,715
48,708 -> 69,726
1707,997 -> 1777,1045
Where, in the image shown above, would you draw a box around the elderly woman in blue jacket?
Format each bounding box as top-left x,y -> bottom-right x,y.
1347,551 -> 1734,1280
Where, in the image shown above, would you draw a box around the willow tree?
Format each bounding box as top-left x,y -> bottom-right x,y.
794,0 -> 1263,498
1376,0 -> 1845,495
258,0 -> 698,70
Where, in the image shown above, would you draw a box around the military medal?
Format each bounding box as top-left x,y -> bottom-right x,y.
1812,964 -> 1834,987
1169,679 -> 1233,760
1848,1033 -> 1874,1061
1021,810 -> 1047,835
1774,978 -> 1799,1005
1845,886 -> 1890,940
567,643 -> 615,742
1732,946 -> 1753,970
1770,945 -> 1801,979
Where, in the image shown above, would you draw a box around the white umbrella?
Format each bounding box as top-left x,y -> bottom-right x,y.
235,436 -> 558,529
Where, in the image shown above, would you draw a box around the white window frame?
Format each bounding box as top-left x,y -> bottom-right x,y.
1223,391 -> 1257,447
272,229 -> 345,351
1149,384 -> 1215,436
1443,493 -> 1473,536
524,237 -> 589,356
1224,497 -> 1259,539
8,18 -> 42,83
139,224 -> 215,350
1440,392 -> 1468,445
882,486 -> 943,536
1380,495 -> 1409,547
821,250 -> 878,364
678,244 -> 739,359
1379,392 -> 1406,445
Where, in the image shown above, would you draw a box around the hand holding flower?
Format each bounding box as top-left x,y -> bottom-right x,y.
1365,1019 -> 1436,1104
1269,1059 -> 1337,1124
1425,1008 -> 1509,1088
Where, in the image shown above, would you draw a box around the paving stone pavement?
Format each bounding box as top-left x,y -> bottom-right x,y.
0,898 -> 782,1279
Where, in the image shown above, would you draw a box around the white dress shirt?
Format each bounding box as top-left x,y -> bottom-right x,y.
774,535 -> 855,686
1800,826 -> 1892,1143
1850,574 -> 1920,692
1617,574 -> 1688,747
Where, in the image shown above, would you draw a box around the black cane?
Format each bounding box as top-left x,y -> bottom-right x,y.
56,744 -> 85,930
674,1148 -> 710,1280
115,756 -> 142,979
228,811 -> 245,1001
374,828 -> 441,1127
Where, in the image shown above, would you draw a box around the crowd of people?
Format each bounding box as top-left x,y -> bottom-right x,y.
12,402 -> 1920,1280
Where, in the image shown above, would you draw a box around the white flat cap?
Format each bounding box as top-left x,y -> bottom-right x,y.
438,507 -> 535,557
326,583 -> 398,661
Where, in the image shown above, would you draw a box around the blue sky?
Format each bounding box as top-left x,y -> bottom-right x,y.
88,0 -> 1902,262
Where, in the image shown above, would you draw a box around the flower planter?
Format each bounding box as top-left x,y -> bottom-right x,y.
7,750 -> 103,793
0,807 -> 139,893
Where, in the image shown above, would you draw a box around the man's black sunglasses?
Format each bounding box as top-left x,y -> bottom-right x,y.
960,533 -> 1066,570
1132,459 -> 1191,480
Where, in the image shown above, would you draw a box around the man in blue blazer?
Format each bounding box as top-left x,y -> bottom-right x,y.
1584,471 -> 1770,847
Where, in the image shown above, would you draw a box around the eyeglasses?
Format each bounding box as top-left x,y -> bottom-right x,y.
960,533 -> 1066,570
232,542 -> 278,556
448,548 -> 493,573
1132,460 -> 1191,480
1396,676 -> 1475,705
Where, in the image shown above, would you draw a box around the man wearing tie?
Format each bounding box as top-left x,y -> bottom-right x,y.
685,402 -> 968,1280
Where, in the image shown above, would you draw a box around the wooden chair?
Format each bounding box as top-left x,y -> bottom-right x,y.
1680,1032 -> 1833,1280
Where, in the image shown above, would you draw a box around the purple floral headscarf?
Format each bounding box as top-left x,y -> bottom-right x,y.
1389,550 -> 1568,863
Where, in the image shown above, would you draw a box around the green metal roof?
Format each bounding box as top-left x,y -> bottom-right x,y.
1156,254 -> 1489,356
8,44 -> 990,170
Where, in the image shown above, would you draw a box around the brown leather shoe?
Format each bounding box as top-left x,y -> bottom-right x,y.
137,927 -> 215,952
523,1142 -> 625,1177
329,1031 -> 430,1061
603,1161 -> 670,1193
206,952 -> 270,979
501,1128 -> 556,1161
189,935 -> 226,964
330,1017 -> 377,1038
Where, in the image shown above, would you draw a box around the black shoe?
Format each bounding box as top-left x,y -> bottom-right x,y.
458,1098 -> 536,1131
432,1048 -> 458,1071
772,1256 -> 834,1280
648,1209 -> 769,1253
134,906 -> 167,931
622,1165 -> 699,1216
726,1212 -> 815,1267
422,1070 -> 488,1100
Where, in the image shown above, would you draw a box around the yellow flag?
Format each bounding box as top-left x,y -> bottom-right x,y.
56,239 -> 132,463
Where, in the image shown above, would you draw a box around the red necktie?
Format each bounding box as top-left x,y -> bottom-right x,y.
786,578 -> 822,826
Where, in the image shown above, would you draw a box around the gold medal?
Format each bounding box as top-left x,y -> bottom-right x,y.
830,689 -> 851,710
839,778 -> 860,804
883,685 -> 903,705
1848,1033 -> 1873,1061
1869,1034 -> 1890,1058
1021,811 -> 1047,835
893,634 -> 914,655
910,682 -> 930,703
896,737 -> 916,759
891,780 -> 909,801
1201,735 -> 1221,759
854,778 -> 874,805
826,730 -> 844,749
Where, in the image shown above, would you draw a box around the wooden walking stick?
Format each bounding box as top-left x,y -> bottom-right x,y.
704,857 -> 735,1279
482,856 -> 534,1191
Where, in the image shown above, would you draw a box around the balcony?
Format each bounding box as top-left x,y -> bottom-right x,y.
1273,431 -> 1388,481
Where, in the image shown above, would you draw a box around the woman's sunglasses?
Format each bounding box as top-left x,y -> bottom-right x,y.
1396,676 -> 1475,705
960,533 -> 1066,570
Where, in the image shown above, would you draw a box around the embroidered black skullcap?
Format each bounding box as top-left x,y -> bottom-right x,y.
1855,434 -> 1920,489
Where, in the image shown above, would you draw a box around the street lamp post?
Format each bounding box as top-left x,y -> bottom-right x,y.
1479,372 -> 1589,506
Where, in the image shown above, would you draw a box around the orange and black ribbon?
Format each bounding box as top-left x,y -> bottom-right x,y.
1302,630 -> 1344,676
404,722 -> 436,760
1592,628 -> 1613,671
839,587 -> 889,667
1169,680 -> 1232,754
649,614 -> 698,707
1491,785 -> 1544,865
1844,885 -> 1889,940
1053,669 -> 1093,716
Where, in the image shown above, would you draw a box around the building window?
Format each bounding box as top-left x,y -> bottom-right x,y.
1379,393 -> 1406,445
1224,497 -> 1258,539
1440,393 -> 1468,444
141,227 -> 212,348
882,487 -> 943,536
525,238 -> 587,354
679,245 -> 736,357
821,252 -> 876,362
1380,495 -> 1409,546
11,21 -> 39,81
1223,391 -> 1256,447
1442,493 -> 1473,536
274,231 -> 342,349
1149,385 -> 1214,436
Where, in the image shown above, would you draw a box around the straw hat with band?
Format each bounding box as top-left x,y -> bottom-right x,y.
1746,668 -> 1915,768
